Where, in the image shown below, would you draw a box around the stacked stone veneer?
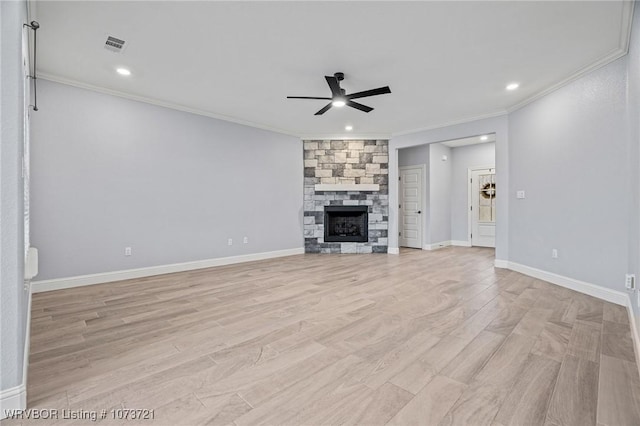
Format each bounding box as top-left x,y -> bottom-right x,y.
304,140 -> 389,254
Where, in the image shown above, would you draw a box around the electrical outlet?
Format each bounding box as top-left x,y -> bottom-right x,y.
625,273 -> 636,290
551,249 -> 558,259
516,190 -> 525,199
227,238 -> 233,246
243,236 -> 248,244
124,247 -> 132,256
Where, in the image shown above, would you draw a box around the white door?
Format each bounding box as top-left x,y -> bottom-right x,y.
470,168 -> 496,248
399,166 -> 424,249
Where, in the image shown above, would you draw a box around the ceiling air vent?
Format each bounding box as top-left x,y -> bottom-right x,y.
104,36 -> 126,53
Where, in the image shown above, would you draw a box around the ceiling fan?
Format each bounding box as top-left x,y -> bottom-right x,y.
287,72 -> 391,115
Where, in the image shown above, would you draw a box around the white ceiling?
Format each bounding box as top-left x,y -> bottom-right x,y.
32,1 -> 633,138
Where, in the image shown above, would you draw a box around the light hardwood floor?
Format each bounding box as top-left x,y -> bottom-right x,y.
4,247 -> 640,425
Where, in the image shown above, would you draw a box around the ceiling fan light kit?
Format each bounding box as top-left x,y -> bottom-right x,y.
287,72 -> 391,115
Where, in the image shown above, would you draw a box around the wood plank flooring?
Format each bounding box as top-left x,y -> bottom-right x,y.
4,247 -> 640,425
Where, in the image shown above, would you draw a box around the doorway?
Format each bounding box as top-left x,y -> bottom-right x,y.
399,165 -> 424,249
396,134 -> 496,252
469,167 -> 496,247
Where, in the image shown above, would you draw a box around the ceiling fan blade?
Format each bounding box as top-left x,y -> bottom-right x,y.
347,86 -> 391,100
347,100 -> 373,113
314,103 -> 333,115
325,76 -> 342,97
287,96 -> 332,100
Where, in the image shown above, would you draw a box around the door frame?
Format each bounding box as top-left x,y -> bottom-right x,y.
398,164 -> 427,249
468,165 -> 496,247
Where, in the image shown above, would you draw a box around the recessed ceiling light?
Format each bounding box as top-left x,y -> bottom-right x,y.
480,135 -> 488,141
345,125 -> 353,131
116,68 -> 131,76
506,82 -> 519,91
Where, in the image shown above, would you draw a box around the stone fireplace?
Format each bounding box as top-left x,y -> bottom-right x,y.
303,140 -> 388,254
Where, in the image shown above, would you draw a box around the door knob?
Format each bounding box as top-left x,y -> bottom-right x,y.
417,211 -> 422,214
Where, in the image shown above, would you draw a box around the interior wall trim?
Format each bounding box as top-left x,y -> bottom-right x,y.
395,241 -> 471,251
626,296 -> 640,375
494,259 -> 639,375
32,248 -> 304,293
0,384 -> 26,420
507,2 -> 633,113
494,259 -> 509,269
0,280 -> 33,420
451,240 -> 472,247
391,111 -> 508,137
36,75 -> 298,137
500,260 -> 628,306
423,241 -> 451,250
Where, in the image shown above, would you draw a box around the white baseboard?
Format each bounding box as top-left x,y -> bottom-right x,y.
32,248 -> 304,293
503,261 -> 628,306
494,259 -> 509,269
0,384 -> 26,420
423,241 -> 451,251
626,296 -> 640,372
1,282 -> 33,420
22,281 -> 32,404
451,240 -> 472,247
496,259 -> 640,376
422,240 -> 472,250
388,247 -> 400,255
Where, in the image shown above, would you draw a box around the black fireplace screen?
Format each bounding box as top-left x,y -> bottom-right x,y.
324,206 -> 368,243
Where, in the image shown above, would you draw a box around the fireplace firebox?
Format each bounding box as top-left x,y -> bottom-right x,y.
324,206 -> 368,243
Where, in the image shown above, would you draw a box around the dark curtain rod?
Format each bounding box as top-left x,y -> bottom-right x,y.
23,20 -> 39,111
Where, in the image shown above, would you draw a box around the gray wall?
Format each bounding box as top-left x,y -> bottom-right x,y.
450,142 -> 495,242
1,0 -> 28,391
508,58 -> 628,291
627,0 -> 640,319
398,144 -> 430,244
390,115 -> 509,260
398,144 -> 429,168
428,143 -> 451,244
31,80 -> 303,281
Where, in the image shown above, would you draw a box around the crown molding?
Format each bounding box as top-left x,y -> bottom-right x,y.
390,110 -> 507,137
37,0 -> 634,141
507,1 -> 634,114
37,73 -> 300,138
506,47 -> 628,114
619,0 -> 635,55
298,133 -> 391,141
